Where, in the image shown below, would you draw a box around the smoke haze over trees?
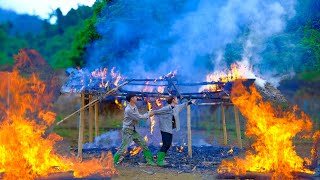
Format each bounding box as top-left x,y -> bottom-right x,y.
0,0 -> 319,81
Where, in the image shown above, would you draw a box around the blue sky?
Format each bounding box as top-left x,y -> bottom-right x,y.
0,0 -> 95,19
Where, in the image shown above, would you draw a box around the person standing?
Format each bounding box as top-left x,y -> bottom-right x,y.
151,96 -> 195,166
113,93 -> 156,166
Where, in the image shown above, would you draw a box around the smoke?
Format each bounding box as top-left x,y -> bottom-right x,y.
83,130 -> 121,149
85,0 -> 296,83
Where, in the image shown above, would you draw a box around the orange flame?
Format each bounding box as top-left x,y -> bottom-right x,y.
92,68 -> 109,88
157,86 -> 165,93
115,99 -> 123,110
176,146 -> 184,153
227,147 -> 234,155
158,70 -> 177,80
129,136 -> 148,156
156,98 -> 162,107
142,81 -> 154,92
144,135 -> 148,143
218,81 -> 315,179
91,67 -> 122,88
129,146 -> 142,156
147,101 -> 156,134
200,62 -> 251,92
0,53 -> 117,179
114,74 -> 121,86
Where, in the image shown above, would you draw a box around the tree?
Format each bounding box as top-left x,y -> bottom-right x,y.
70,0 -> 109,66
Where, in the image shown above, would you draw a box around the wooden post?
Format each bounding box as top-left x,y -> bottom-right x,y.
95,101 -> 99,137
234,106 -> 242,149
78,93 -> 85,158
221,105 -> 228,145
187,105 -> 192,158
89,94 -> 94,143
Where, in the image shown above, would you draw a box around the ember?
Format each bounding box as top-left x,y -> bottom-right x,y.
176,146 -> 184,153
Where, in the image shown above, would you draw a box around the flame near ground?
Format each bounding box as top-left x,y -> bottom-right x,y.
218,81 -> 318,179
0,70 -> 117,179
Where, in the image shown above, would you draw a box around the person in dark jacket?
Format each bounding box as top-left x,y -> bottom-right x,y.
113,93 -> 156,166
151,96 -> 195,166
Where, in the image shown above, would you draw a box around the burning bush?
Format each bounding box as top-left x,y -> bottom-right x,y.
0,49 -> 117,179
218,80 -> 317,179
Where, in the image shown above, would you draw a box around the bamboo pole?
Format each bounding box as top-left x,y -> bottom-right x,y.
78,93 -> 85,158
89,94 -> 94,143
234,106 -> 242,149
187,105 -> 192,158
56,81 -> 130,125
95,101 -> 99,137
221,105 -> 228,145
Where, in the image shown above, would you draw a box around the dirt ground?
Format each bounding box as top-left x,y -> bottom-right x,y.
112,166 -> 206,180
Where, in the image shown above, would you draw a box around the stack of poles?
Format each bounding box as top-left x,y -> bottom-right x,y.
78,93 -> 99,159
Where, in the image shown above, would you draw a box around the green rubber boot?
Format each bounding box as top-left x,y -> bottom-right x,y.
156,152 -> 168,166
143,150 -> 156,166
113,153 -> 120,165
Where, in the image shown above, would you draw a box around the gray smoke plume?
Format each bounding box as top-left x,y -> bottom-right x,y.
85,0 -> 296,84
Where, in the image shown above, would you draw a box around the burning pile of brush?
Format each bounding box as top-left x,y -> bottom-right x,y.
0,49 -> 118,179
217,81 -> 319,179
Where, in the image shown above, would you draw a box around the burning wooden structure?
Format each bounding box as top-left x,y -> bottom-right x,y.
58,69 -> 255,158
58,67 -> 319,179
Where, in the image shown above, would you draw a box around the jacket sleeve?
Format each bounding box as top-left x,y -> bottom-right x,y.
176,102 -> 188,113
152,106 -> 171,115
126,108 -> 149,120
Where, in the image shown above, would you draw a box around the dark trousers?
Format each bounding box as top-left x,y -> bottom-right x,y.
160,131 -> 173,153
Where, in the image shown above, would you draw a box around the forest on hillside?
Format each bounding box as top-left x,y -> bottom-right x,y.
0,0 -> 319,81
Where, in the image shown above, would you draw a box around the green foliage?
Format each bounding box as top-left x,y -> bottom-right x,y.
0,24 -> 28,65
70,0 -> 109,66
0,2 -> 106,69
303,27 -> 320,71
0,0 -> 319,73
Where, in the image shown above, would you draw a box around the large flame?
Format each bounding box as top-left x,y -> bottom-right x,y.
0,50 -> 117,179
218,81 -> 316,179
200,61 -> 264,92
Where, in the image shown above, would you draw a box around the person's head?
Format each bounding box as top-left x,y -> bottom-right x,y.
166,95 -> 178,105
126,93 -> 137,104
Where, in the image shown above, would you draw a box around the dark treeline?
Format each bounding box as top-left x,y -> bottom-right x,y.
0,0 -> 107,69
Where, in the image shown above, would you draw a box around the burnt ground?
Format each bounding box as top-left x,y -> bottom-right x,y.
77,143 -> 319,180
80,145 -> 239,169
50,126 -> 319,179
80,145 -> 239,178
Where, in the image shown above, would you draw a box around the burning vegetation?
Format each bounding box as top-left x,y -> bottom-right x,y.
0,49 -> 117,179
218,80 -> 318,179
